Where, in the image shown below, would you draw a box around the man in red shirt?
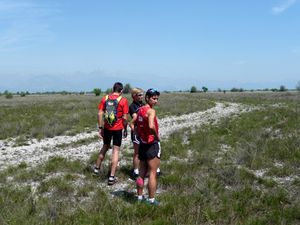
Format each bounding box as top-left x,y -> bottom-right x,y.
94,82 -> 129,185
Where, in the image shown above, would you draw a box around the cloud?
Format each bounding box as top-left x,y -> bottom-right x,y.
0,0 -> 60,52
271,0 -> 298,15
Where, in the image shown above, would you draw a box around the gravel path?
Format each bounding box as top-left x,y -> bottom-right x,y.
0,102 -> 255,171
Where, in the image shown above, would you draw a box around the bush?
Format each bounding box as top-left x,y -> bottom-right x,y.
230,88 -> 244,92
279,85 -> 287,92
123,83 -> 131,94
93,88 -> 101,96
190,86 -> 197,93
202,86 -> 208,92
105,88 -> 112,94
4,90 -> 13,99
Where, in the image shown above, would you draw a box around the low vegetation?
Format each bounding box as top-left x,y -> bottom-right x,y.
0,92 -> 299,224
0,93 -> 214,140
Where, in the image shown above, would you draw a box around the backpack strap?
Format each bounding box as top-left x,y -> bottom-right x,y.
116,95 -> 122,102
105,95 -> 122,101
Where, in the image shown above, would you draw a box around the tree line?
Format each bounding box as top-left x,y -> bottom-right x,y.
1,81 -> 300,99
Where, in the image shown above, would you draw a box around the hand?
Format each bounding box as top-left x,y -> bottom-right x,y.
98,128 -> 104,139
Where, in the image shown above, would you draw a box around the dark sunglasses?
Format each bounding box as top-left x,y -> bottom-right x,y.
146,88 -> 160,96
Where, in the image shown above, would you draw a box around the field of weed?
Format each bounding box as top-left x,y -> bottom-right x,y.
0,92 -> 299,224
0,93 -> 214,141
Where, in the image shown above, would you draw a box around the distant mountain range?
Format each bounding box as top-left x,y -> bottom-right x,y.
0,73 -> 298,93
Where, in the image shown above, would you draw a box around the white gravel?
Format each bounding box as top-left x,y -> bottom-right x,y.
0,102 -> 254,171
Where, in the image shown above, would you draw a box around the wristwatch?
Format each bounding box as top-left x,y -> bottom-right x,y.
98,126 -> 103,130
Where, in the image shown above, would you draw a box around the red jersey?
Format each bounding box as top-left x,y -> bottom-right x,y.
98,93 -> 129,130
137,105 -> 159,143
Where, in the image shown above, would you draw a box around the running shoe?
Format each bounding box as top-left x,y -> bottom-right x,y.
107,176 -> 118,185
145,199 -> 160,206
93,167 -> 100,175
131,170 -> 139,180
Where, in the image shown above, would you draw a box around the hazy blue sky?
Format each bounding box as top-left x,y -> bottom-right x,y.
0,0 -> 299,92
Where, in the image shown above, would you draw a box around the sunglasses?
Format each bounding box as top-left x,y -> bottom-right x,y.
146,88 -> 160,96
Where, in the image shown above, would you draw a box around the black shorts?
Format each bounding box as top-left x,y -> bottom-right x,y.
139,142 -> 161,161
103,129 -> 123,147
131,130 -> 140,145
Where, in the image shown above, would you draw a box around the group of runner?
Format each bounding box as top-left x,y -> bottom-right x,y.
94,82 -> 161,205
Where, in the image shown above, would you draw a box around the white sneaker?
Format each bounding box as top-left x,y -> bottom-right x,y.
93,167 -> 100,175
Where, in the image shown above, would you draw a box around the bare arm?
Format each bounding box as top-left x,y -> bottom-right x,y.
130,113 -> 137,131
98,109 -> 104,128
122,113 -> 128,129
122,113 -> 128,138
98,109 -> 104,138
147,108 -> 160,141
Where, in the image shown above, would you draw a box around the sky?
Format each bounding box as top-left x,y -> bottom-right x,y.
0,0 -> 299,92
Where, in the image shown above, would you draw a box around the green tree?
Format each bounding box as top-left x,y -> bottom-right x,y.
105,88 -> 112,94
190,86 -> 197,93
123,83 -> 131,94
279,85 -> 287,92
202,86 -> 208,92
230,87 -> 239,92
93,88 -> 101,96
20,92 -> 26,97
4,90 -> 13,99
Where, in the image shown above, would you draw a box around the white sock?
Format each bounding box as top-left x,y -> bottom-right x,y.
134,168 -> 139,174
156,168 -> 160,173
137,195 -> 143,200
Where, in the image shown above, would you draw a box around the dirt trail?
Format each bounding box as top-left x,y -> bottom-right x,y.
0,102 -> 255,171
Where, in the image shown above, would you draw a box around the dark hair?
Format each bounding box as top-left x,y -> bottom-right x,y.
145,88 -> 160,98
113,82 -> 123,93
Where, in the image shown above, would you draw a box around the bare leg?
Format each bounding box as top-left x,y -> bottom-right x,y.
96,144 -> 109,168
110,145 -> 120,177
137,160 -> 147,196
147,157 -> 160,199
133,143 -> 140,171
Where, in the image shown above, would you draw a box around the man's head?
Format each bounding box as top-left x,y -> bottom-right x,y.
113,82 -> 123,93
131,87 -> 144,101
145,88 -> 160,98
145,88 -> 160,106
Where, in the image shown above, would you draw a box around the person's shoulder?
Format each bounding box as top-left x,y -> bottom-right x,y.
129,101 -> 135,108
147,107 -> 155,114
120,96 -> 128,103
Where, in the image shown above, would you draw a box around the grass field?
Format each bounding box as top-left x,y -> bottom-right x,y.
0,92 -> 299,224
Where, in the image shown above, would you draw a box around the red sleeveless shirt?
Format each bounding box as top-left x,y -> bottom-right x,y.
137,105 -> 159,144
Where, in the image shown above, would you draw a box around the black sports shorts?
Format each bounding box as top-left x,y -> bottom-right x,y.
139,141 -> 161,161
103,129 -> 123,147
